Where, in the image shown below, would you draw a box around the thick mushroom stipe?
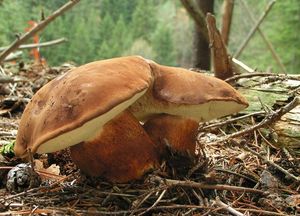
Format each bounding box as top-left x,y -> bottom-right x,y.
70,110 -> 159,183
143,114 -> 199,157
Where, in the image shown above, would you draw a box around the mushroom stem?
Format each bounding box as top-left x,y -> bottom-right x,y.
143,114 -> 199,157
70,110 -> 159,183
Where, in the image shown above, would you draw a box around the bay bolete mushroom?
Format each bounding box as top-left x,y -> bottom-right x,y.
14,56 -> 248,182
129,61 -> 248,121
129,61 -> 248,155
14,56 -> 159,182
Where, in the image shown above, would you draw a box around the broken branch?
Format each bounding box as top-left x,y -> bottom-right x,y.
206,13 -> 234,80
0,0 -> 79,64
0,38 -> 67,52
234,0 -> 276,58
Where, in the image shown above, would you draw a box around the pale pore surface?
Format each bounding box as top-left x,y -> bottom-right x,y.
129,91 -> 247,122
37,90 -> 147,154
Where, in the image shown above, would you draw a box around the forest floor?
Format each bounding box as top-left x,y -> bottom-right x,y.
0,61 -> 299,216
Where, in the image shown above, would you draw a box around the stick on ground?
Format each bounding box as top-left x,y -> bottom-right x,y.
211,96 -> 300,145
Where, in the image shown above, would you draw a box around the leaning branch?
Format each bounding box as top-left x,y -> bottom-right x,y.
0,0 -> 80,64
234,0 -> 276,58
240,0 -> 287,74
0,38 -> 67,52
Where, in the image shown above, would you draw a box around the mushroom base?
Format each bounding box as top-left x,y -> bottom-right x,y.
70,110 -> 159,183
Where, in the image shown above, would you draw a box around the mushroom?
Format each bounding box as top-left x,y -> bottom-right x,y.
129,61 -> 248,155
129,61 -> 248,121
70,110 -> 158,182
14,56 -> 248,182
14,56 -> 158,182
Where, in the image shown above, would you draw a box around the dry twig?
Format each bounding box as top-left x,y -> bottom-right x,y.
201,111 -> 265,130
210,96 -> 300,145
232,58 -> 255,73
236,140 -> 300,182
152,176 -> 264,194
0,38 -> 67,52
214,197 -> 245,216
225,72 -> 300,83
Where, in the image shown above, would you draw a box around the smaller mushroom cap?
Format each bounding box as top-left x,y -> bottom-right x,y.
15,56 -> 153,157
129,62 -> 248,121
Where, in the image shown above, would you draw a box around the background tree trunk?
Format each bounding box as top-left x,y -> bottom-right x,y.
221,0 -> 234,46
192,0 -> 214,70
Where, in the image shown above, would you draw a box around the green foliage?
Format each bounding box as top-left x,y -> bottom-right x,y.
265,0 -> 300,73
1,0 -> 298,72
227,0 -> 300,73
98,14 -> 114,43
131,0 -> 157,41
151,25 -> 175,65
0,141 -> 15,158
100,0 -> 138,23
123,38 -> 156,60
0,0 -> 187,66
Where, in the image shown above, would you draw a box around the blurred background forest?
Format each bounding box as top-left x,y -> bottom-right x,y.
0,0 -> 299,73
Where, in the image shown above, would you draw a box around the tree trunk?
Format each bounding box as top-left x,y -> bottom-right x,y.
192,0 -> 214,70
221,0 -> 234,46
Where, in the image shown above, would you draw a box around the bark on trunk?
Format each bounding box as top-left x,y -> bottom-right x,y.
221,0 -> 234,46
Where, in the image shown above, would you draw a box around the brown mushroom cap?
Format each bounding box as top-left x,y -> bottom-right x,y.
15,56 -> 153,157
129,61 -> 248,121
